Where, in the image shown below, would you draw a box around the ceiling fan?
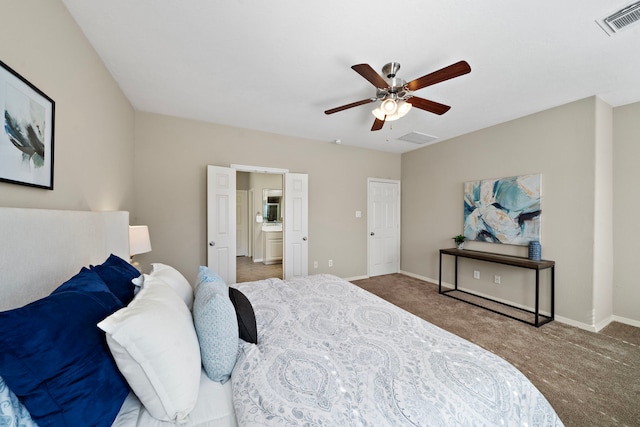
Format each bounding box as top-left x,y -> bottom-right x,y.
324,60 -> 471,131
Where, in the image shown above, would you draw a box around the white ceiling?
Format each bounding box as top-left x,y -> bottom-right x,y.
61,0 -> 640,154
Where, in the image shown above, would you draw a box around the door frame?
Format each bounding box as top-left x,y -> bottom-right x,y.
367,177 -> 401,277
209,164 -> 308,282
233,164 -> 286,274
236,190 -> 248,256
231,164 -> 289,175
248,188 -> 255,257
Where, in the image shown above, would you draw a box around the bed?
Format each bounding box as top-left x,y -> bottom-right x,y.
0,208 -> 563,426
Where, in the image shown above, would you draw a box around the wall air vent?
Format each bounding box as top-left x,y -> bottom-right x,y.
397,131 -> 438,145
597,1 -> 640,35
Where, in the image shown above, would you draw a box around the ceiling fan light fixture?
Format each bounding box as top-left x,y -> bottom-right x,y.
380,98 -> 397,115
372,99 -> 412,122
372,107 -> 386,121
397,100 -> 412,115
385,100 -> 412,121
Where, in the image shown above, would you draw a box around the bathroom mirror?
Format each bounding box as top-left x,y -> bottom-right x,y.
262,189 -> 282,222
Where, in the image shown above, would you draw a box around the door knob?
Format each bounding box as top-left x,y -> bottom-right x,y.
209,241 -> 215,247
370,232 -> 375,236
302,236 -> 308,241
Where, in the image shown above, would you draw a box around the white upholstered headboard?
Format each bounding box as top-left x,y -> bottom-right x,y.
0,208 -> 130,311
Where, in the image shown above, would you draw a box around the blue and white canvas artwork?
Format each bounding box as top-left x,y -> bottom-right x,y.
0,59 -> 54,189
464,174 -> 541,245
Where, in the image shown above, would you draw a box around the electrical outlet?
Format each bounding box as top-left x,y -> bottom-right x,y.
473,270 -> 480,279
328,259 -> 333,267
314,261 -> 318,269
494,275 -> 501,284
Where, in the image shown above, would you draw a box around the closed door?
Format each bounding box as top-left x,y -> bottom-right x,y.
368,178 -> 400,277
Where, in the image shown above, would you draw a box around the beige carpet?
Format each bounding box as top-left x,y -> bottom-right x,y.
351,274 -> 640,427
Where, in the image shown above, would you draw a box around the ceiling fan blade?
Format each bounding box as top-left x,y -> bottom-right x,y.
407,96 -> 451,115
405,60 -> 471,92
351,64 -> 389,89
371,117 -> 385,131
324,98 -> 375,115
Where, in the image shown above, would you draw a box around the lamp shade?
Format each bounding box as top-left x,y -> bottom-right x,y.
129,225 -> 152,255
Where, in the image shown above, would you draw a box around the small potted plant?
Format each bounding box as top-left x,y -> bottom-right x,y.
453,234 -> 466,250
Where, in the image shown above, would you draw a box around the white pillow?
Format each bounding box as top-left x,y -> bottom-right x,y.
150,263 -> 194,309
98,275 -> 201,423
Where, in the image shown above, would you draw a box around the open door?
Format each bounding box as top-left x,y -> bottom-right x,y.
208,165 -> 308,283
284,173 -> 308,279
207,165 -> 236,284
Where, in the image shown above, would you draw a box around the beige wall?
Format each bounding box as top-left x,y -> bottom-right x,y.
0,0 -> 135,212
592,98 -> 614,328
133,112 -> 401,283
4,0 -> 637,329
613,101 -> 640,324
401,98 -> 600,328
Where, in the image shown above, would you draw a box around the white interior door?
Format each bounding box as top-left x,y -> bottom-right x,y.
248,188 -> 255,257
207,165 -> 236,284
236,190 -> 248,256
284,173 -> 308,279
368,178 -> 400,277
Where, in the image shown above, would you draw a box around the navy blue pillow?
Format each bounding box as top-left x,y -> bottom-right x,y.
0,268 -> 130,427
90,254 -> 140,305
228,287 -> 258,344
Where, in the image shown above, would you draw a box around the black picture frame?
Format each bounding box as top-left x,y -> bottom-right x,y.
0,59 -> 55,190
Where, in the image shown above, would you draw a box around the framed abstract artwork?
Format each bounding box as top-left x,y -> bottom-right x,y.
464,174 -> 541,245
0,60 -> 55,190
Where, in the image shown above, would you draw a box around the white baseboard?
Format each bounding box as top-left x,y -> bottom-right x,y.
398,270 -> 437,284
553,315 -> 598,332
554,314 -> 640,332
612,315 -> 640,328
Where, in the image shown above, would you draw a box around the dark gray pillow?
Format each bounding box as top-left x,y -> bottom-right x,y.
228,287 -> 257,344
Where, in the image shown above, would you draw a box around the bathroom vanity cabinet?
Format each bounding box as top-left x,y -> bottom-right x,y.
262,230 -> 283,265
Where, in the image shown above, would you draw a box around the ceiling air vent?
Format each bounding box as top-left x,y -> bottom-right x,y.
397,131 -> 438,145
597,1 -> 640,35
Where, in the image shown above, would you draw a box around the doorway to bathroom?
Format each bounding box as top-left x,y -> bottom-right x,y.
207,164 -> 308,285
236,171 -> 284,282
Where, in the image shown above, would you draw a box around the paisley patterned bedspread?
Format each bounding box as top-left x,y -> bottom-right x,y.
231,274 -> 563,426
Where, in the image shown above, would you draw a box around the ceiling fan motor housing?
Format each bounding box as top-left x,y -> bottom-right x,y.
382,62 -> 401,78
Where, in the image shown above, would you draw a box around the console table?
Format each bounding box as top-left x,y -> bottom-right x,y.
438,248 -> 555,327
